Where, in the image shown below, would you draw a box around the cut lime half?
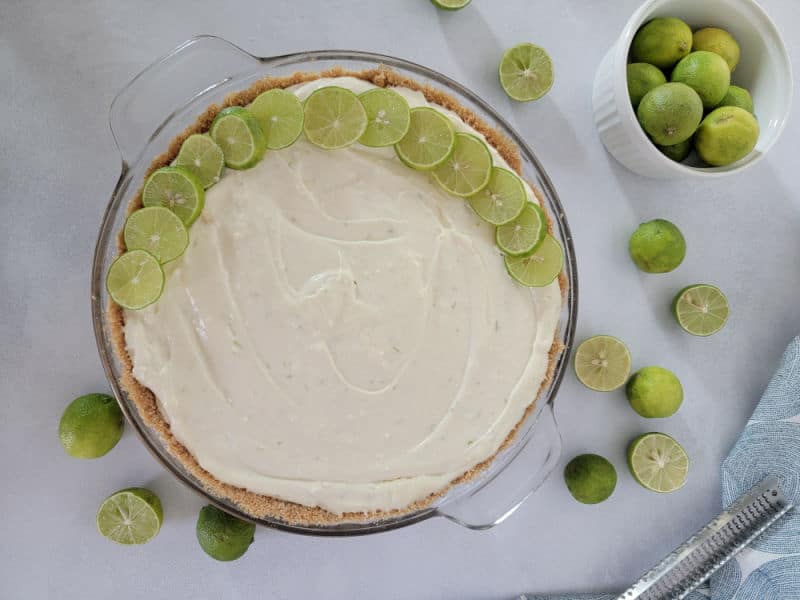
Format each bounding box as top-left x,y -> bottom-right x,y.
468,167 -> 527,225
174,134 -> 225,189
142,166 -> 205,226
394,107 -> 455,170
504,234 -> 563,288
627,433 -> 689,493
673,284 -> 729,336
499,43 -> 554,102
124,206 -> 189,264
249,88 -> 304,150
210,106 -> 267,169
431,0 -> 471,9
106,250 -> 165,310
97,487 -> 163,545
358,88 -> 411,147
496,202 -> 546,256
574,335 -> 632,392
432,133 -> 493,197
303,86 -> 368,149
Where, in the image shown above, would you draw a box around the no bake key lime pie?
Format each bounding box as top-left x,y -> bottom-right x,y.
107,68 -> 566,525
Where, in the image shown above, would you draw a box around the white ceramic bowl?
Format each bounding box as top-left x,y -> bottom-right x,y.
593,0 -> 793,179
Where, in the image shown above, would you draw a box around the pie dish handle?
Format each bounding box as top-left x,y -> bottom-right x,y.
108,35 -> 260,167
435,402 -> 562,530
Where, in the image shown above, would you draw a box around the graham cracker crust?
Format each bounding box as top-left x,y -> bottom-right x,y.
107,66 -> 568,527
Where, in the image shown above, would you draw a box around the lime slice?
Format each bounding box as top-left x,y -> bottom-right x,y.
467,167 -> 527,225
672,284 -> 729,337
431,0 -> 471,9
142,166 -> 205,226
303,86 -> 368,149
432,132 -> 493,197
574,336 -> 632,392
174,134 -> 225,188
394,107 -> 455,170
196,505 -> 256,561
97,488 -> 163,545
210,106 -> 267,169
248,89 -> 304,150
59,393 -> 124,459
499,43 -> 554,102
627,433 -> 689,493
123,207 -> 189,264
358,88 -> 411,147
496,202 -> 546,255
106,250 -> 165,310
504,234 -> 563,287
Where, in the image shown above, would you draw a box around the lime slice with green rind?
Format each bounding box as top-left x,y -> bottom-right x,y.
496,202 -> 546,256
430,0 -> 471,9
303,86 -> 368,149
468,167 -> 527,225
358,88 -> 411,147
124,206 -> 189,264
504,234 -> 563,288
210,106 -> 267,169
499,43 -> 554,102
394,107 -> 455,170
432,132 -> 493,197
142,166 -> 205,226
106,250 -> 165,310
574,335 -> 632,392
196,505 -> 255,561
174,134 -> 225,189
627,433 -> 689,493
59,393 -> 124,459
97,487 -> 163,545
673,284 -> 729,336
249,89 -> 304,150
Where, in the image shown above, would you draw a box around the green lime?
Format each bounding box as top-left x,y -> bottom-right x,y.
716,85 -> 754,113
97,487 -> 163,545
627,63 -> 667,109
627,433 -> 689,493
123,207 -> 189,264
671,51 -> 731,109
196,505 -> 255,561
626,366 -> 683,418
564,454 -> 617,504
303,86 -> 367,150
496,202 -> 546,256
628,219 -> 686,274
574,336 -> 632,392
142,166 -> 205,226
430,0 -> 470,9
394,107 -> 455,169
358,88 -> 411,147
210,106 -> 267,169
248,88 -> 304,150
657,138 -> 692,162
631,17 -> 693,69
467,167 -> 527,225
695,106 -> 759,167
672,284 -> 729,336
504,234 -> 563,288
499,43 -> 554,102
637,82 -> 703,146
59,393 -> 124,459
174,134 -> 225,189
106,249 -> 165,310
432,132 -> 493,197
693,27 -> 740,72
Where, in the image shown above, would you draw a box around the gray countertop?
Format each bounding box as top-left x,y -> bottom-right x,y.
2,1 -> 798,598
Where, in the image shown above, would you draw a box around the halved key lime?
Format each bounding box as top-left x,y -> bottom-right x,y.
496,202 -> 546,255
432,132 -> 493,197
627,433 -> 689,493
504,234 -> 563,287
499,43 -> 554,102
431,0 -> 471,9
142,166 -> 205,226
123,206 -> 189,264
210,106 -> 267,169
672,284 -> 729,336
106,250 -> 165,310
358,88 -> 411,147
394,107 -> 455,170
574,335 -> 632,392
248,89 -> 304,149
303,86 -> 368,149
467,167 -> 527,225
97,487 -> 163,545
174,134 -> 225,188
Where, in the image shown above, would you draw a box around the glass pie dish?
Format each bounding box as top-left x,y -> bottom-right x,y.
91,35 -> 578,536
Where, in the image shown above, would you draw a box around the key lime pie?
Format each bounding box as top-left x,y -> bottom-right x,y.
108,68 -> 566,524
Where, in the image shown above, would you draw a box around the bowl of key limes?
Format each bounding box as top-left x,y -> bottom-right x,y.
592,0 -> 792,179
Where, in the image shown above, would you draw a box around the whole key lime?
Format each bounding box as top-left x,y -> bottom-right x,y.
626,367 -> 684,418
627,63 -> 667,109
671,51 -> 731,109
695,106 -> 759,167
628,219 -> 686,274
693,27 -> 740,71
637,83 -> 703,146
631,17 -> 693,69
564,454 -> 618,504
59,393 -> 124,458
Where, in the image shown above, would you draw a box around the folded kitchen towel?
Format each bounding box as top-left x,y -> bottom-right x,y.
521,336 -> 800,600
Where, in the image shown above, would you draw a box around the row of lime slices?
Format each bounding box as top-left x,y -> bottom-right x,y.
107,85 -> 564,309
